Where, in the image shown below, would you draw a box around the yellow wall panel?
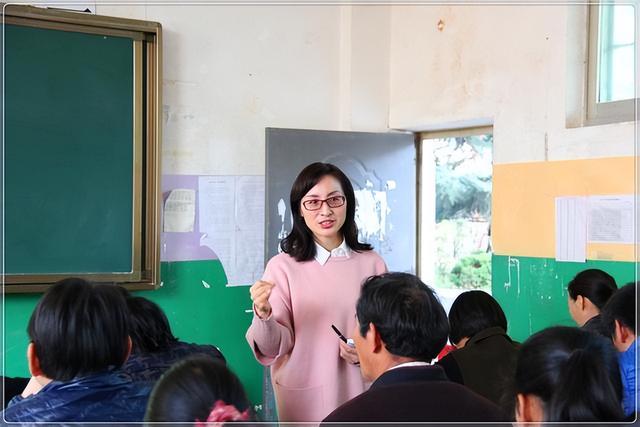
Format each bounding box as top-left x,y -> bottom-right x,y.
493,156 -> 635,261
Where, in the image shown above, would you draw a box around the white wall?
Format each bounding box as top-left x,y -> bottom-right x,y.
349,5 -> 391,131
95,4 -> 392,176
388,4 -> 635,164
92,4 -> 634,169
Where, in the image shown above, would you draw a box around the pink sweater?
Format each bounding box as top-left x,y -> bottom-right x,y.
245,250 -> 387,422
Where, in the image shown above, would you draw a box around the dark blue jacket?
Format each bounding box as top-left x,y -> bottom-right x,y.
2,369 -> 152,423
619,338 -> 638,417
123,341 -> 225,383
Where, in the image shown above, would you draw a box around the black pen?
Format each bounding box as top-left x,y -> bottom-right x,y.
331,324 -> 355,347
331,324 -> 348,343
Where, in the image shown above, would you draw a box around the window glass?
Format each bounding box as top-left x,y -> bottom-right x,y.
598,4 -> 634,103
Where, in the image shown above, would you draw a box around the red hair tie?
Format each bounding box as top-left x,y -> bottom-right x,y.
195,400 -> 250,426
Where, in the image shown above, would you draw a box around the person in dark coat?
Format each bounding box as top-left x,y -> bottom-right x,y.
2,278 -> 151,422
121,295 -> 225,383
322,273 -> 506,424
437,290 -> 519,409
567,268 -> 617,337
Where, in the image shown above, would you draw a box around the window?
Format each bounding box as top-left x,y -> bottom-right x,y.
586,4 -> 636,125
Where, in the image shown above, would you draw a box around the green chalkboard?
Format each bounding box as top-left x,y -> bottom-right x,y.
5,24 -> 134,275
492,255 -> 636,342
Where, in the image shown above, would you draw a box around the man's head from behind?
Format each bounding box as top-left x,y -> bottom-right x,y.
354,272 -> 449,381
27,277 -> 131,381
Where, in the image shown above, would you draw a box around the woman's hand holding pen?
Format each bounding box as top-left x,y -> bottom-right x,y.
338,340 -> 360,365
250,280 -> 275,320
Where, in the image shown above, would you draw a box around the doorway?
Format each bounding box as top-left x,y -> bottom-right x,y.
419,129 -> 493,313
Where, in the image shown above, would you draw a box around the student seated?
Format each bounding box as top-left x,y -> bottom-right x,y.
601,282 -> 638,418
514,326 -> 624,422
437,290 -> 519,409
567,268 -> 617,336
122,295 -> 226,382
2,278 -> 152,423
322,272 -> 506,423
145,355 -> 253,423
1,377 -> 29,409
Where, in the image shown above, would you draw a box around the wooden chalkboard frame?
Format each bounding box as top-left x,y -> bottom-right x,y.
3,5 -> 162,293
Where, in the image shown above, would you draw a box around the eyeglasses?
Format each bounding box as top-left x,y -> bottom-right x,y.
302,195 -> 346,211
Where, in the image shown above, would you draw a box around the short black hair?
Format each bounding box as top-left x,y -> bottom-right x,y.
356,272 -> 449,361
601,282 -> 637,337
515,326 -> 623,422
567,268 -> 618,310
448,290 -> 508,345
145,355 -> 252,422
126,296 -> 178,353
280,162 -> 372,261
27,277 -> 130,381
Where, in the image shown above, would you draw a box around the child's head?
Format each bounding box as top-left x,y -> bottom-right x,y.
567,268 -> 617,326
145,355 -> 252,423
601,282 -> 637,352
514,326 -> 623,422
125,296 -> 178,353
27,277 -> 130,381
447,290 -> 507,347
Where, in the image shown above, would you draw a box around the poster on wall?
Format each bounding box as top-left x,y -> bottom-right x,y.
587,195 -> 635,244
198,175 -> 265,286
164,189 -> 196,232
554,196 -> 587,262
554,194 -> 634,263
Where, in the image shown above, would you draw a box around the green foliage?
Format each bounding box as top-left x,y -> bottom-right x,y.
450,251 -> 492,290
433,134 -> 492,222
429,133 -> 493,289
436,170 -> 491,221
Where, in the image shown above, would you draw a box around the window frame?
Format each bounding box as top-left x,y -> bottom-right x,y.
417,126 -> 493,287
585,3 -> 636,126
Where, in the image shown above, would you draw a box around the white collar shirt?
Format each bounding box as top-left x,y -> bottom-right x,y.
386,361 -> 431,371
314,239 -> 351,266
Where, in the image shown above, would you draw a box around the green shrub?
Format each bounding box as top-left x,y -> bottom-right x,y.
450,251 -> 491,289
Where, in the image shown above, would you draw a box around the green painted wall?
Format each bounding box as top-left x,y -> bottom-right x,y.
492,255 -> 636,342
2,260 -> 263,409
5,255 -> 635,413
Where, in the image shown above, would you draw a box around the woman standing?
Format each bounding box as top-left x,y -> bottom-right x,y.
246,162 -> 387,422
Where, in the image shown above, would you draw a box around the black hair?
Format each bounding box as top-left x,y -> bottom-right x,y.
27,277 -> 130,381
145,355 -> 252,423
601,282 -> 637,337
514,326 -> 623,422
567,268 -> 618,310
126,296 -> 178,353
448,290 -> 508,345
280,162 -> 372,262
356,272 -> 449,361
